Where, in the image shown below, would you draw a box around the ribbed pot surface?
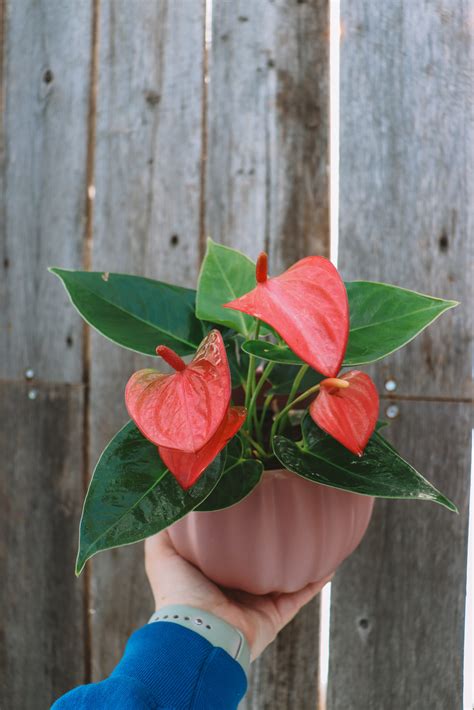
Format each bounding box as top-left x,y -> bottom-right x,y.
168,469 -> 374,594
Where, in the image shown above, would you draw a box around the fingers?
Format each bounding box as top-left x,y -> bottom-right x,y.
274,574 -> 333,626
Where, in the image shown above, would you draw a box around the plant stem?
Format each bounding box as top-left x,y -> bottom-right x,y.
270,381 -> 321,443
247,360 -> 275,426
277,364 -> 309,432
240,429 -> 268,458
244,319 -> 261,416
256,392 -> 274,440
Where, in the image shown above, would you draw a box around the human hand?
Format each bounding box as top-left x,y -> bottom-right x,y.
145,530 -> 332,661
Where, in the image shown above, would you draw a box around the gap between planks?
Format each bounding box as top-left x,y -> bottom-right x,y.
81,0 -> 101,686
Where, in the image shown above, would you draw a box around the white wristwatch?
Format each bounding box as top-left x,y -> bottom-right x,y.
148,604 -> 251,674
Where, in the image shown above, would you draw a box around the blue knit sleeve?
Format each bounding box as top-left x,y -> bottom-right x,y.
51,622 -> 248,709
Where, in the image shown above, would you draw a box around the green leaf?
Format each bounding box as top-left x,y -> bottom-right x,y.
196,239 -> 257,336
50,269 -> 207,356
76,421 -> 225,573
242,340 -> 303,365
344,281 -> 458,366
273,417 -> 457,511
241,282 -> 457,369
196,436 -> 263,511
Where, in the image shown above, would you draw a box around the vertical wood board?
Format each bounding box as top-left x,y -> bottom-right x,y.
329,4 -> 473,707
0,382 -> 87,707
89,0 -> 205,679
208,2 -> 330,706
0,0 -> 93,383
337,1 -> 473,399
206,0 -> 330,274
241,598 -> 321,710
327,401 -> 471,710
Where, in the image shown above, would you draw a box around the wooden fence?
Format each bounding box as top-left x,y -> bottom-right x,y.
1,1 -> 472,708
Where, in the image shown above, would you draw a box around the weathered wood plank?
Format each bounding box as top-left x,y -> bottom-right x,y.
208,2 -> 329,706
0,0 -> 93,384
206,0 -> 330,274
241,598 -> 321,710
329,5 -> 472,707
89,0 -> 205,679
0,381 -> 87,707
337,1 -> 472,400
327,400 -> 471,709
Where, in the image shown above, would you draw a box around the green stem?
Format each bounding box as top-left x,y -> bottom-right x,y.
244,319 -> 261,417
277,364 -> 309,432
270,382 -> 321,443
247,360 -> 275,426
256,392 -> 274,440
240,429 -> 268,458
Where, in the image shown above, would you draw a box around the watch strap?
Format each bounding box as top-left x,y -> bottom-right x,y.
148,604 -> 250,674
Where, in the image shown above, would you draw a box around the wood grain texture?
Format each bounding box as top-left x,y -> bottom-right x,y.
0,0 -> 92,383
337,0 -> 473,399
327,401 -> 471,710
0,382 -> 87,707
206,0 -> 329,274
241,598 -> 321,710
329,5 -> 473,707
89,0 -> 205,679
208,3 -> 330,705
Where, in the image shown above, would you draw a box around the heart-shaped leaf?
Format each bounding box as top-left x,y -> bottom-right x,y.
196,435 -> 264,511
273,417 -> 456,511
225,256 -> 349,377
125,330 -> 231,452
310,371 -> 379,456
50,269 -> 208,355
158,406 -> 247,489
344,281 -> 458,366
76,421 -> 226,574
196,239 -> 257,336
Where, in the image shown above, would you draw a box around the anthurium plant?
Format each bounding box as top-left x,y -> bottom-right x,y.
50,239 -> 459,574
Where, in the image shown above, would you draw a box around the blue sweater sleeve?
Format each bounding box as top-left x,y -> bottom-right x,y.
51,622 -> 248,709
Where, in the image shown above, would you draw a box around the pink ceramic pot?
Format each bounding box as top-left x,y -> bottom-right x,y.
169,469 -> 374,594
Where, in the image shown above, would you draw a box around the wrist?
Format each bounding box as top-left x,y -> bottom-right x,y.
149,604 -> 251,674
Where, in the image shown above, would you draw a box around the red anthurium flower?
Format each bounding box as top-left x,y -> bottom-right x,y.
158,406 -> 246,490
224,254 -> 349,377
310,371 -> 379,456
125,329 -> 231,453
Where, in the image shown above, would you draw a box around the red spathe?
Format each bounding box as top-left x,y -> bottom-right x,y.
159,406 -> 246,490
224,256 -> 349,377
125,330 -> 231,453
310,370 -> 379,456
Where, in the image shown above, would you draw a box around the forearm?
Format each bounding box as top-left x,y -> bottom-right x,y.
51,616 -> 248,709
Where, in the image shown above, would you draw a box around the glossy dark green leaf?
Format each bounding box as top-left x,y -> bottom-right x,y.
76,421 -> 225,573
344,281 -> 458,365
196,436 -> 263,511
242,340 -> 303,365
50,268 -> 207,356
196,239 -> 257,336
242,281 -> 458,368
273,417 -> 457,511
267,364 -> 324,395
